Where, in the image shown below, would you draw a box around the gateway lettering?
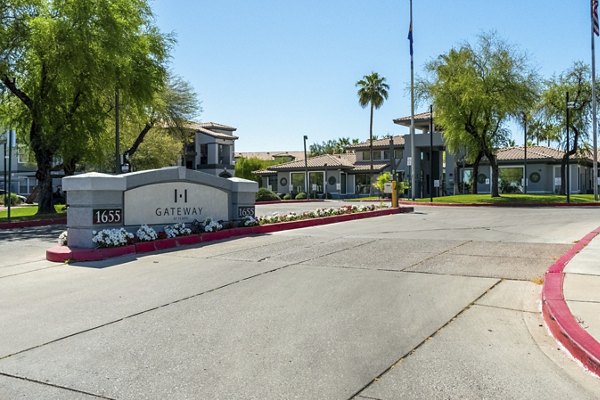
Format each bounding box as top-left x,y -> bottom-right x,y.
155,207 -> 203,216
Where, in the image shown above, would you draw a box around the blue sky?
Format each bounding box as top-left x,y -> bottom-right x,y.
152,1 -> 593,151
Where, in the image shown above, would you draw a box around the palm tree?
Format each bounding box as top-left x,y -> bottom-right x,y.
356,72 -> 389,190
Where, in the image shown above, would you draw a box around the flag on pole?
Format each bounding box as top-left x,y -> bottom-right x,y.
408,22 -> 413,56
593,0 -> 599,36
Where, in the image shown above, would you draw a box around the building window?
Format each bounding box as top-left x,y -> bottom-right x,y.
477,173 -> 487,184
218,144 -> 230,165
529,172 -> 541,183
373,151 -> 382,161
499,167 -> 524,193
309,172 -> 324,192
268,175 -> 278,192
355,174 -> 371,194
362,151 -> 371,161
200,144 -> 208,165
291,172 -> 305,193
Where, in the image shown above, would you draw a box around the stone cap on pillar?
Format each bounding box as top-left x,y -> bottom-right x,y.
228,177 -> 259,193
62,172 -> 127,192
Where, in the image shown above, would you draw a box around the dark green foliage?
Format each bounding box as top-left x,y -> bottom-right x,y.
256,188 -> 280,202
295,192 -> 307,200
283,193 -> 292,200
235,157 -> 278,182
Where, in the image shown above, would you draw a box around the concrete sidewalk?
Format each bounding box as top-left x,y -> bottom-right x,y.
543,227 -> 600,377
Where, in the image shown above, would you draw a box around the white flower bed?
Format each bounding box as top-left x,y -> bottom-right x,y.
241,215 -> 259,227
136,225 -> 158,242
92,228 -> 134,248
58,231 -> 68,246
203,218 -> 223,232
164,223 -> 192,238
257,204 -> 382,225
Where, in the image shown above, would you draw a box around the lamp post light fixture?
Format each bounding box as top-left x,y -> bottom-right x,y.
303,135 -> 309,195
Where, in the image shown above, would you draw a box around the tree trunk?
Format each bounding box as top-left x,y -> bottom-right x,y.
486,150 -> 500,197
33,146 -> 55,214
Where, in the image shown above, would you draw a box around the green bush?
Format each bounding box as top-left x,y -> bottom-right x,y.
283,193 -> 292,200
256,187 -> 281,202
295,192 -> 307,200
0,193 -> 22,206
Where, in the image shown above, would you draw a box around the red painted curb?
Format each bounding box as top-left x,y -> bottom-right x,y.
46,207 -> 413,263
256,199 -> 325,205
0,216 -> 66,230
542,226 -> 600,377
399,201 -> 600,208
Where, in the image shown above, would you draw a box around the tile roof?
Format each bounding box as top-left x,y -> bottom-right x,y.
256,152 -> 389,173
269,153 -> 356,171
393,111 -> 433,126
235,151 -> 305,161
495,146 -> 563,161
346,135 -> 405,150
196,122 -> 237,131
184,122 -> 239,140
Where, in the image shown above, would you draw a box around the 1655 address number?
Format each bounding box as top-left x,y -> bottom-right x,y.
93,208 -> 123,225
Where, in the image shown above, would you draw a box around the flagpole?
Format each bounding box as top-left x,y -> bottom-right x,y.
409,0 -> 416,200
592,0 -> 598,201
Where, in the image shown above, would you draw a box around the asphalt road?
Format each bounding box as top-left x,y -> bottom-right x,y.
1,205 -> 600,399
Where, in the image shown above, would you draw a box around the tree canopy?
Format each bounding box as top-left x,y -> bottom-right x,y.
0,0 -> 172,213
419,33 -> 539,197
532,61 -> 593,194
309,137 -> 359,156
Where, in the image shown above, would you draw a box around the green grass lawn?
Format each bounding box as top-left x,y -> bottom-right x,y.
0,204 -> 66,220
410,193 -> 598,204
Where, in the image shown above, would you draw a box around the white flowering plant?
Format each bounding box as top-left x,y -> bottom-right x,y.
240,215 -> 259,227
163,223 -> 192,238
203,217 -> 223,232
136,225 -> 158,242
257,204 -> 382,225
57,231 -> 68,246
92,228 -> 134,248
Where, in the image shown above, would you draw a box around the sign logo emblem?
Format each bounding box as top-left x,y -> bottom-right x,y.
174,189 -> 188,203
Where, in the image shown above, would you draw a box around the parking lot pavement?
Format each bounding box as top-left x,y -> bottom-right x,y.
0,206 -> 599,399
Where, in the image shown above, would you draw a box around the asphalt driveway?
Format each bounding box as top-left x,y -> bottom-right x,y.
1,206 -> 599,399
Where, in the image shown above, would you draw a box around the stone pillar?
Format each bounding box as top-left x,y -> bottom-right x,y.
62,173 -> 126,249
229,177 -> 258,222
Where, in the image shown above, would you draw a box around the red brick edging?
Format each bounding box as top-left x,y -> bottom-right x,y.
542,226 -> 600,377
46,207 -> 412,263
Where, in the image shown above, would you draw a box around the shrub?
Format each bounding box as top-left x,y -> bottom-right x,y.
256,187 -> 280,202
283,193 -> 292,200
0,193 -> 22,206
295,192 -> 307,200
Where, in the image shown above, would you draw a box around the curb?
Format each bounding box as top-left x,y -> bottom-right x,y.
256,199 -> 325,205
46,207 -> 413,263
542,226 -> 600,377
0,217 -> 67,230
399,201 -> 600,207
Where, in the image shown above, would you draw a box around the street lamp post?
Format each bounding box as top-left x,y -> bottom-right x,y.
566,92 -> 576,204
524,113 -> 528,194
303,135 -> 309,195
324,163 -> 328,199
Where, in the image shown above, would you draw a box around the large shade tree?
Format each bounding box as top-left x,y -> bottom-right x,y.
532,62 -> 592,195
0,0 -> 171,214
356,72 -> 389,184
419,33 -> 538,197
